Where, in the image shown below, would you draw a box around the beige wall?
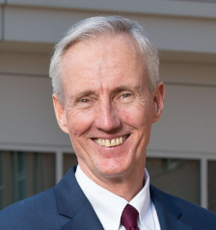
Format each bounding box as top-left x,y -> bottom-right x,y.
0,53 -> 215,154
0,0 -> 215,154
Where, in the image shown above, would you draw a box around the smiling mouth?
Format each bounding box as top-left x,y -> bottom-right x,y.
93,135 -> 129,147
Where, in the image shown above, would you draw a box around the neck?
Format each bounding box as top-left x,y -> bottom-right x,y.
104,176 -> 144,201
79,165 -> 145,202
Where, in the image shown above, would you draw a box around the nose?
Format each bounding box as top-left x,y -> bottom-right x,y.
94,100 -> 121,132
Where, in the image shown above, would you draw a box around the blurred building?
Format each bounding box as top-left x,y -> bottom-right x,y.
0,0 -> 216,213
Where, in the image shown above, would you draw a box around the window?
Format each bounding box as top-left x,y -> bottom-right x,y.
0,152 -> 3,210
13,152 -> 26,202
63,153 -> 78,176
0,151 -> 55,210
208,160 -> 216,213
146,158 -> 200,205
1,149 -> 216,215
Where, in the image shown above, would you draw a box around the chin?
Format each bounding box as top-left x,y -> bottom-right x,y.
96,161 -> 132,179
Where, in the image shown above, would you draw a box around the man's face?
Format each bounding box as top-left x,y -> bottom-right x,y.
53,34 -> 164,184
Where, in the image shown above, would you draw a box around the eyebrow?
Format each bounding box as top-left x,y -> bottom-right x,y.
70,90 -> 96,101
111,85 -> 142,95
70,84 -> 142,102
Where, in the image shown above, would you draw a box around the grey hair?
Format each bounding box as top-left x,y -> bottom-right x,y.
49,15 -> 159,105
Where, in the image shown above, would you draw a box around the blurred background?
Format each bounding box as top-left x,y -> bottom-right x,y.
0,0 -> 216,213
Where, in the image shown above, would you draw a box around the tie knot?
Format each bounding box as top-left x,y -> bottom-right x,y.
121,204 -> 139,230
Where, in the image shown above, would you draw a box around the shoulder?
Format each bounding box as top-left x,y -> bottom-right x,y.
170,193 -> 216,224
0,188 -> 68,230
150,185 -> 216,229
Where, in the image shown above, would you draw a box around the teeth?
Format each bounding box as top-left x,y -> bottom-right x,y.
102,139 -> 105,146
116,138 -> 119,145
111,139 -> 116,146
105,139 -> 111,147
94,136 -> 127,147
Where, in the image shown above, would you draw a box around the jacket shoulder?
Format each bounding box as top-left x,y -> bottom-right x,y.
0,188 -> 68,230
170,193 -> 216,226
151,185 -> 216,229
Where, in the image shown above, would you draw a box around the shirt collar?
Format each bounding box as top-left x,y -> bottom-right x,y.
75,166 -> 154,230
129,169 -> 155,230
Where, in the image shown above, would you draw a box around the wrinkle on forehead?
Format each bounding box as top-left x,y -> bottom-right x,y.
61,33 -> 146,97
91,34 -> 144,82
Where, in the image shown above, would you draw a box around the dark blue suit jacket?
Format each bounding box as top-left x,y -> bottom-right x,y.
0,166 -> 216,230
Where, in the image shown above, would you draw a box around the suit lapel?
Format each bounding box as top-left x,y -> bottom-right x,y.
54,166 -> 103,230
60,200 -> 104,230
150,185 -> 193,230
54,167 -> 194,230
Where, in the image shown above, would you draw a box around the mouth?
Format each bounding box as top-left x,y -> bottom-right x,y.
93,135 -> 129,147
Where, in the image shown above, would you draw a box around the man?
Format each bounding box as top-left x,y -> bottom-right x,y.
0,15 -> 215,230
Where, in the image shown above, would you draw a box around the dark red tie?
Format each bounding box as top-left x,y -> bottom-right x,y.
121,204 -> 140,230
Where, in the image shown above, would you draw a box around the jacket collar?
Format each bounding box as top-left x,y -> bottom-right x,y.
54,166 -> 103,230
150,185 -> 193,230
54,166 -> 193,230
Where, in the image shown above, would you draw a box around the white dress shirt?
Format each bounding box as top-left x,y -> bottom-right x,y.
75,165 -> 161,230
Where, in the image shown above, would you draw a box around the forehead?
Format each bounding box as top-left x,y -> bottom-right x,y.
61,34 -> 147,93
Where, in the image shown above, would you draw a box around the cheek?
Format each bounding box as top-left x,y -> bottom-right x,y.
66,111 -> 94,137
120,109 -> 131,121
119,104 -> 149,126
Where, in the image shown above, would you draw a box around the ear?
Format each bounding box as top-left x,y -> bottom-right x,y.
152,82 -> 165,123
52,94 -> 69,134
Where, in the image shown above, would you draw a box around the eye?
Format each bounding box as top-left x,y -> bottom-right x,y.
79,98 -> 90,103
118,92 -> 134,103
76,98 -> 92,108
121,93 -> 131,98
